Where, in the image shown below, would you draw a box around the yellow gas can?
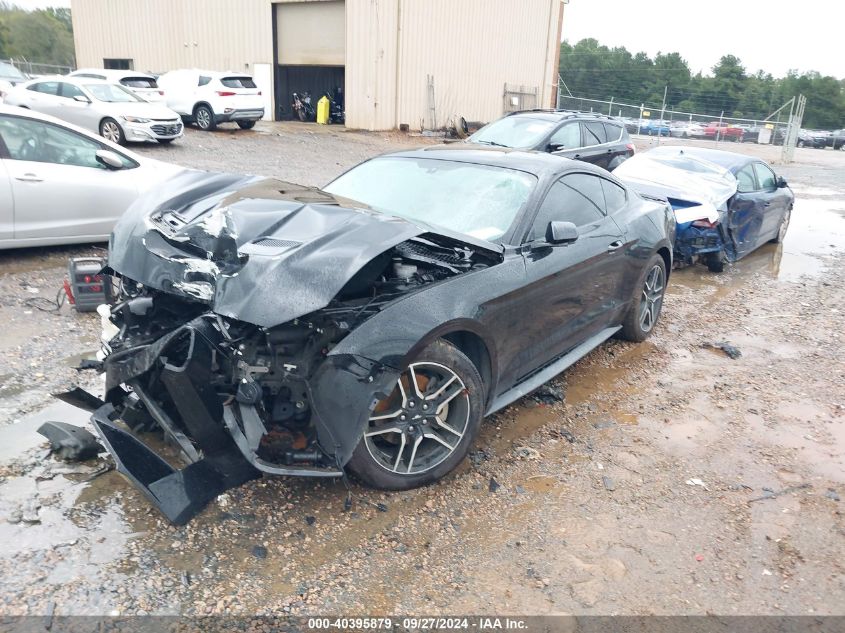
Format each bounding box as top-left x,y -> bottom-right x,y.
316,95 -> 330,125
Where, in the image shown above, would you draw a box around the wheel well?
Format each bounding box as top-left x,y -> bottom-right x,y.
441,331 -> 493,400
657,246 -> 672,279
193,101 -> 213,116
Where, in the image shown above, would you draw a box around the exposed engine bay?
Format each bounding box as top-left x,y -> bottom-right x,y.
71,232 -> 497,524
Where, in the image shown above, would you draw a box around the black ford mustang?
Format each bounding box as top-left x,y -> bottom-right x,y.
66,147 -> 675,523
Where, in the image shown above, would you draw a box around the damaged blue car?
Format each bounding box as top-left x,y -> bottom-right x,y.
615,146 -> 794,272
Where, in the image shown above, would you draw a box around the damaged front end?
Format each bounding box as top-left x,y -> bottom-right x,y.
69,173 -> 499,523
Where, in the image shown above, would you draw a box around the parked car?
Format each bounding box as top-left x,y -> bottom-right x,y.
3,77 -> 184,145
640,120 -> 671,137
796,130 -> 827,149
615,146 -> 793,272
669,121 -> 706,138
156,69 -> 264,131
466,110 -> 635,171
0,105 -> 184,250
0,61 -> 28,101
68,69 -> 165,102
703,121 -> 744,141
66,147 -> 675,524
828,129 -> 845,150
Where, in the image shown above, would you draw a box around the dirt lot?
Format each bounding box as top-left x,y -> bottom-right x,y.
0,124 -> 843,618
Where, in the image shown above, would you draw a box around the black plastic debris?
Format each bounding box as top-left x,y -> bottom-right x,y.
37,421 -> 104,462
305,515 -> 316,526
703,341 -> 742,360
531,383 -> 565,405
489,477 -> 501,493
252,545 -> 268,559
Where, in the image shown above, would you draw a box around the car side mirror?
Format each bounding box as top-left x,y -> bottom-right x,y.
776,176 -> 788,188
95,149 -> 124,170
547,143 -> 565,152
73,95 -> 91,104
546,221 -> 579,245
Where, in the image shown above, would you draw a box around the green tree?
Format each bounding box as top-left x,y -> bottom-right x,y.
0,5 -> 74,67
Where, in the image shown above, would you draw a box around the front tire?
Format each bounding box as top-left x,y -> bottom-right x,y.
193,104 -> 216,131
100,118 -> 125,145
706,254 -> 725,273
237,120 -> 256,130
770,207 -> 791,243
619,253 -> 667,342
347,340 -> 484,490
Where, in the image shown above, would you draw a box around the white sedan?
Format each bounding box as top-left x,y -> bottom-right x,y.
3,76 -> 183,145
0,105 -> 184,250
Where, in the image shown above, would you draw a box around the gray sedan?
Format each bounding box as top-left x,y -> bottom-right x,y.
0,105 -> 184,249
4,77 -> 183,145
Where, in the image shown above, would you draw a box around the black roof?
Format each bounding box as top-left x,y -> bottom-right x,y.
383,144 -> 611,179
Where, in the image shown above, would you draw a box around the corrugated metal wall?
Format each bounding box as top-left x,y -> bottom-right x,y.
71,0 -> 564,130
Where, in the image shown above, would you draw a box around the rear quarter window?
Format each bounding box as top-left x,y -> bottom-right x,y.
221,76 -> 257,89
121,77 -> 158,89
603,123 -> 623,142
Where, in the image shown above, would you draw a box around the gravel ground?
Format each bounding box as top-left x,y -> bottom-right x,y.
0,125 -> 843,618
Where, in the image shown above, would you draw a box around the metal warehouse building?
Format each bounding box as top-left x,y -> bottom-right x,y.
71,0 -> 565,130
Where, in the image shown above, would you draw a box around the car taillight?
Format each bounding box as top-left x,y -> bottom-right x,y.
257,91 -> 262,96
158,90 -> 164,95
691,219 -> 717,228
626,143 -> 635,153
216,91 -> 236,97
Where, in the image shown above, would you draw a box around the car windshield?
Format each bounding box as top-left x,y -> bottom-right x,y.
84,83 -> 143,102
324,157 -> 537,242
468,116 -> 558,149
0,62 -> 25,80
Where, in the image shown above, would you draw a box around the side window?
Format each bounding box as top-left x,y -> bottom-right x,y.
735,165 -> 757,193
753,162 -> 777,190
583,121 -> 607,145
603,123 -> 622,142
198,75 -> 211,86
27,81 -> 59,95
548,123 -> 581,150
600,178 -> 627,213
530,173 -> 605,240
0,115 -> 124,169
60,83 -> 86,100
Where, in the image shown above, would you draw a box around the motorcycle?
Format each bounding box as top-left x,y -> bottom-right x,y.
291,91 -> 314,122
325,88 -> 345,124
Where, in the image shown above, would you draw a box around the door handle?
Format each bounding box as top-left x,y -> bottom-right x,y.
15,173 -> 43,182
607,240 -> 624,252
574,154 -> 581,158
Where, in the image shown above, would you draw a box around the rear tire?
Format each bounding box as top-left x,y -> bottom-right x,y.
237,120 -> 256,130
296,108 -> 307,122
618,253 -> 667,342
347,339 -> 484,491
193,104 -> 216,131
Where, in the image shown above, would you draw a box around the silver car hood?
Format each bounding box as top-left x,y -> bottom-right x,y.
98,101 -> 179,120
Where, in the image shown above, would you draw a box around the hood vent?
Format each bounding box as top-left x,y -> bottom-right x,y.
253,237 -> 302,249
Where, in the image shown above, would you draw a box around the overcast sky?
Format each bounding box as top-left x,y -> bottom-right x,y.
563,0 -> 843,79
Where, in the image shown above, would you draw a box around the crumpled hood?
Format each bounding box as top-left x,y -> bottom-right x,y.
108,170 -> 425,327
614,148 -> 737,224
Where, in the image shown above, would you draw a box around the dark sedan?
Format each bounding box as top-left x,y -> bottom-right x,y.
61,147 -> 674,524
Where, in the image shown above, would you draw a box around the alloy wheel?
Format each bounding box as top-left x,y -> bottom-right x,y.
101,121 -> 121,143
639,264 -> 665,332
196,108 -> 211,129
365,362 -> 470,475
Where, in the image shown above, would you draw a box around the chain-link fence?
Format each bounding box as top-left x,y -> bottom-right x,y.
555,90 -> 807,163
1,58 -> 74,78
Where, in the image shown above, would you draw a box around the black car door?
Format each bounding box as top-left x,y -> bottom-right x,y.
512,171 -> 627,380
575,122 -> 612,169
